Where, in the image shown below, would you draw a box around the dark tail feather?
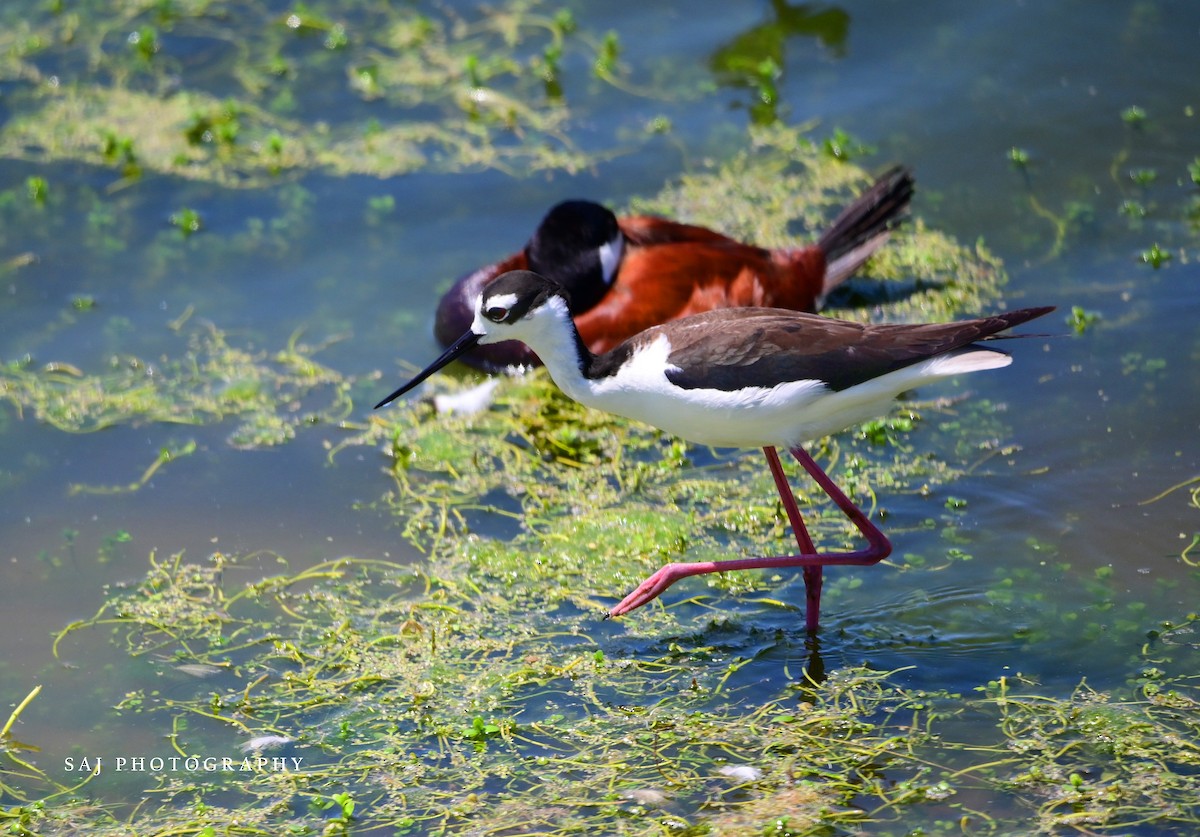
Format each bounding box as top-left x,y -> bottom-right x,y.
818,166 -> 916,297
819,166 -> 915,260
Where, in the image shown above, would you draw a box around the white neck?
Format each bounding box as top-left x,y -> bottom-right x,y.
526,298 -> 598,403
477,295 -> 598,403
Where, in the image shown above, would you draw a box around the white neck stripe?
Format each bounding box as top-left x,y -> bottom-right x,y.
598,233 -> 623,286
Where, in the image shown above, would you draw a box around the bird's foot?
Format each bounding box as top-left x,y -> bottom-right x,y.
606,563 -> 694,618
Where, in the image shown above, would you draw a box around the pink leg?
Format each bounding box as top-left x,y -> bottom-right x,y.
763,446 -> 823,631
606,445 -> 893,630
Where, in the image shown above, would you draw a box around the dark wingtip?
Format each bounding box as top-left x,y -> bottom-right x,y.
1000,305 -> 1056,329
976,306 -> 1059,343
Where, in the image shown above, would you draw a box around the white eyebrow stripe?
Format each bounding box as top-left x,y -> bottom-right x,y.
483,292 -> 518,311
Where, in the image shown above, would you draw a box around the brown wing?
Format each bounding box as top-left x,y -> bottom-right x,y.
575,243 -> 787,353
617,215 -> 748,248
657,307 -> 1054,392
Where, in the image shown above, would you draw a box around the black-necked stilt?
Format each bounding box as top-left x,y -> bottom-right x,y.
380,270 -> 1053,630
435,167 -> 914,370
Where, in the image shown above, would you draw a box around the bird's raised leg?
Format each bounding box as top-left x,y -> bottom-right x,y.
606,444 -> 892,630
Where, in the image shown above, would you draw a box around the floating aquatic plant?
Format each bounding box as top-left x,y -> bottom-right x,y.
0,0 -> 651,184
21,546 -> 1198,835
0,324 -> 352,449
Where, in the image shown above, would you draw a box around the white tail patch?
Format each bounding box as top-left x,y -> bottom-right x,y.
821,233 -> 891,300
926,348 -> 1012,376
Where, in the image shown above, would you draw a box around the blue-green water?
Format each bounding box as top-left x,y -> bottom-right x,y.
2,0 -> 1198,832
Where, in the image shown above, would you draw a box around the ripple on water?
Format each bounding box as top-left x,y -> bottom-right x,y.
653,581 -> 1075,696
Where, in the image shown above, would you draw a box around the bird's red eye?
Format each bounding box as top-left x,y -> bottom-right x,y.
486,306 -> 508,322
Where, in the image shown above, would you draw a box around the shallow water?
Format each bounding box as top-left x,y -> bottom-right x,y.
2,0 -> 1198,832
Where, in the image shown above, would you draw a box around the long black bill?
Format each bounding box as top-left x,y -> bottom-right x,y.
373,330 -> 482,410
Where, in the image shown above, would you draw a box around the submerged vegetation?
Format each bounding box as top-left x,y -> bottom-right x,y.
5,544 -> 1196,835
0,0 -> 622,181
0,325 -> 351,449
